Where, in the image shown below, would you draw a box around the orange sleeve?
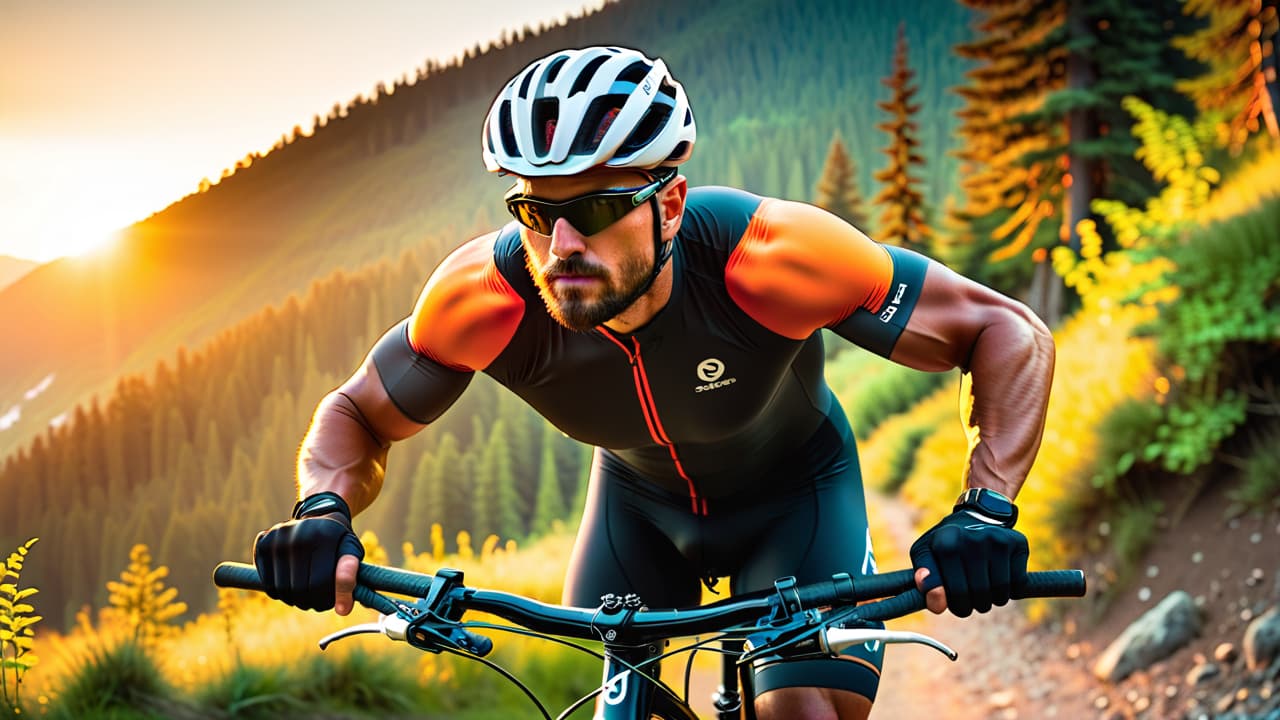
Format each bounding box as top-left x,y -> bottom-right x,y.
407,232 -> 525,371
724,199 -> 893,340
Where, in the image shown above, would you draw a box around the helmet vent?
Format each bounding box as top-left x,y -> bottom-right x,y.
617,60 -> 650,85
568,55 -> 611,96
572,95 -> 626,153
619,105 -> 672,155
497,101 -> 519,157
532,98 -> 559,155
518,63 -> 538,99
545,55 -> 569,83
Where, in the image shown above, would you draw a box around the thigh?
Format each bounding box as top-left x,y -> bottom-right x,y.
562,449 -> 703,610
734,440 -> 886,704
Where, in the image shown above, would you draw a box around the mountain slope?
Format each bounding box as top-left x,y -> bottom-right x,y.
0,0 -> 973,458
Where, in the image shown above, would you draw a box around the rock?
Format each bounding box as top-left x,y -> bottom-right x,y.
1186,662 -> 1221,685
1094,590 -> 1202,683
1245,606 -> 1280,671
988,689 -> 1016,708
1216,642 -> 1240,664
1133,695 -> 1150,713
1094,693 -> 1110,709
1215,691 -> 1236,713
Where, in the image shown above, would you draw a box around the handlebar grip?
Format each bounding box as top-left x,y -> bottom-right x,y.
1012,569 -> 1086,599
214,562 -> 262,590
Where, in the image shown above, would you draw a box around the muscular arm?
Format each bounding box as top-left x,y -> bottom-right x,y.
888,261 -> 1055,499
296,359 -> 427,515
725,197 -> 1054,499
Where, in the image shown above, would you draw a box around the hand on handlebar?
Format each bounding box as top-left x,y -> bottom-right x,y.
253,492 -> 365,615
909,508 -> 1029,618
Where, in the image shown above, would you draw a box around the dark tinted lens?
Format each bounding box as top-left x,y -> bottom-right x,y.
508,199 -> 553,235
561,195 -> 633,235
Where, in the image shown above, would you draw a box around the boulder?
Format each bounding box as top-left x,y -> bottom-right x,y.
1093,590 -> 1201,683
1245,606 -> 1280,671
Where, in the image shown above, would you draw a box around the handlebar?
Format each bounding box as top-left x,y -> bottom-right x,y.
213,561 -> 1085,648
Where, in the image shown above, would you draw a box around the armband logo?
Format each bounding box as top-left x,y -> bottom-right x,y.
879,282 -> 909,323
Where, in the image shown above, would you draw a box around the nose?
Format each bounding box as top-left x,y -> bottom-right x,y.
548,216 -> 588,260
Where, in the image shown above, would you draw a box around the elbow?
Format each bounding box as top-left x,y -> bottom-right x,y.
1009,301 -> 1056,376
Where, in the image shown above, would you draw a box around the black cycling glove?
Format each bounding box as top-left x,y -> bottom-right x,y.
253,492 -> 365,612
909,506 -> 1029,618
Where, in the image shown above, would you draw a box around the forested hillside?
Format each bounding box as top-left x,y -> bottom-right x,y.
0,0 -> 973,459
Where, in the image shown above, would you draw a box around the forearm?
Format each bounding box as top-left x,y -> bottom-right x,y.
961,308 -> 1055,499
296,390 -> 392,516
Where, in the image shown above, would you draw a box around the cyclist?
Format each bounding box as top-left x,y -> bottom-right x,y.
253,46 -> 1054,719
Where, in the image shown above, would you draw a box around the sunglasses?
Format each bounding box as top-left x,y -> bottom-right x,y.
504,170 -> 676,236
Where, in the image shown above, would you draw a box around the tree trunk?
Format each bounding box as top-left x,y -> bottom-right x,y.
1065,0 -> 1097,256
1264,0 -> 1280,138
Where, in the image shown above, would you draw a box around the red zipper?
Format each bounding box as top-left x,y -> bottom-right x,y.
597,330 -> 708,516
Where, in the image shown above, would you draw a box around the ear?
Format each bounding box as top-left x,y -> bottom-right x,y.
658,175 -> 688,241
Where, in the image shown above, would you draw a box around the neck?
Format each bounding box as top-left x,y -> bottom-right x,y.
603,260 -> 674,334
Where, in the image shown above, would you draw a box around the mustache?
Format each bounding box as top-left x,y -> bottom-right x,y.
543,255 -> 608,280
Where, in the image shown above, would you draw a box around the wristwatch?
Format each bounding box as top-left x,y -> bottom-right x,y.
954,487 -> 1018,527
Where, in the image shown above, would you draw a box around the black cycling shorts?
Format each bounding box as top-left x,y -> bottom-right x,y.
563,405 -> 886,703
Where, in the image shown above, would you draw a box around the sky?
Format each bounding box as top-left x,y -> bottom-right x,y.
0,0 -> 603,263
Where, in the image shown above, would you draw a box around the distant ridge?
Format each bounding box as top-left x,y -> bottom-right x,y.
0,0 -> 972,458
0,254 -> 37,292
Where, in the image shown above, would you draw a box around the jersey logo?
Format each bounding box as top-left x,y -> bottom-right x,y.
696,358 -> 725,382
694,358 -> 737,393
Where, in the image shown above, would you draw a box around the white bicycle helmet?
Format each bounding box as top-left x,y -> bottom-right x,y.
482,46 -> 696,176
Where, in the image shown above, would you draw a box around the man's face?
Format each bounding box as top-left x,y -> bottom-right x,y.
514,169 -> 661,331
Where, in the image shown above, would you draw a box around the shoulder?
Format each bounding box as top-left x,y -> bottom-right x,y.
677,186 -> 766,251
407,231 -> 526,371
724,199 -> 896,339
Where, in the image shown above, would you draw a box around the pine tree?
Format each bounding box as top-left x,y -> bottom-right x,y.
815,131 -> 870,230
1175,0 -> 1280,152
405,450 -> 436,547
873,22 -> 933,253
530,425 -> 567,537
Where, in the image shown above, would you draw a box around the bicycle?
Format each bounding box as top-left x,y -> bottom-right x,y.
213,560 -> 1085,719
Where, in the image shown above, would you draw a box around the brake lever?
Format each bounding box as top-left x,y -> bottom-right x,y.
822,627 -> 957,660
318,613 -> 410,650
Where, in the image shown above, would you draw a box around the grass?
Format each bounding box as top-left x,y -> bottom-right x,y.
44,637 -> 175,720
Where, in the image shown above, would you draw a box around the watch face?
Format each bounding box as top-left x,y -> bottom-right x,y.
978,491 -> 1014,517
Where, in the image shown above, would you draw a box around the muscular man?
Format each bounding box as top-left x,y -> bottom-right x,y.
254,46 -> 1054,719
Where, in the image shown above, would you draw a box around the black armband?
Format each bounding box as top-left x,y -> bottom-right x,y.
370,319 -> 473,424
830,244 -> 929,358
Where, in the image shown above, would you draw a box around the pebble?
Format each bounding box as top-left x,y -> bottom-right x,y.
1125,688 -> 1140,703
1099,521 -> 1111,536
1165,684 -> 1178,698
1139,586 -> 1152,602
988,689 -> 1016,708
1216,643 -> 1240,663
1192,551 -> 1204,563
1216,691 -> 1236,713
1244,608 -> 1256,622
1094,694 -> 1110,709
1066,643 -> 1081,660
1196,595 -> 1208,608
1133,695 -> 1150,712
1187,662 -> 1222,685
1252,531 -> 1263,544
1147,564 -> 1160,578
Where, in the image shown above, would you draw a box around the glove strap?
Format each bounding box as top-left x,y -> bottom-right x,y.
292,491 -> 353,522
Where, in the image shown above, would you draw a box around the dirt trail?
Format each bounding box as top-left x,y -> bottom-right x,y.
683,489 -> 1097,719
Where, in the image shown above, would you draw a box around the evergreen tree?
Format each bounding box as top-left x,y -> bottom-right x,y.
473,420 -> 524,542
815,131 -> 870,230
1175,0 -> 1280,152
405,450 -> 436,547
530,425 -> 567,536
873,22 -> 933,253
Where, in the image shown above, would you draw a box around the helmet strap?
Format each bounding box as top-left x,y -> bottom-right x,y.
611,195 -> 673,315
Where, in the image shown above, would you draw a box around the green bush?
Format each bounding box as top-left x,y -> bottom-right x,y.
1132,195 -> 1280,476
46,639 -> 175,720
882,423 -> 936,494
290,647 -> 420,714
191,662 -> 306,719
1229,426 -> 1280,512
826,346 -> 952,440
